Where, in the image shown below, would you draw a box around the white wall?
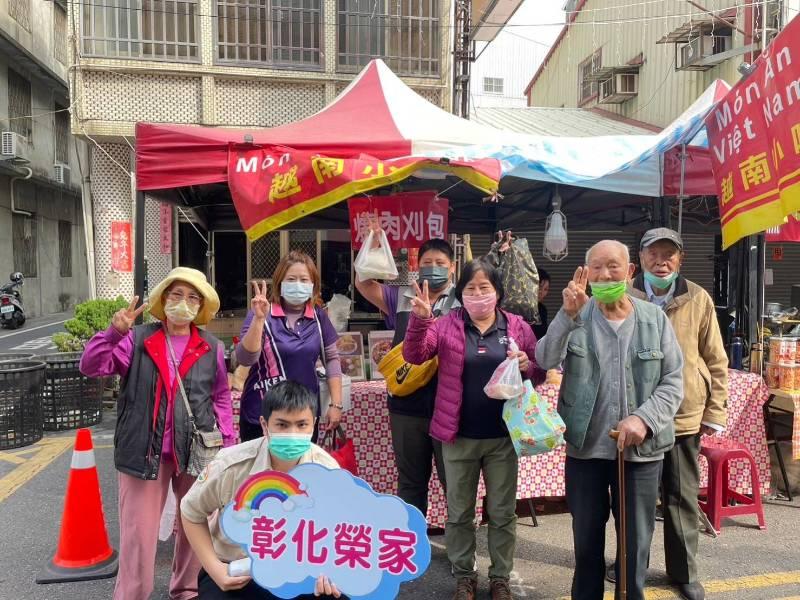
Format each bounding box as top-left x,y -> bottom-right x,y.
470,0 -> 563,111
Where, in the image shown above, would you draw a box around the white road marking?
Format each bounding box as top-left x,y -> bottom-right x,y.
7,335 -> 57,351
0,319 -> 66,339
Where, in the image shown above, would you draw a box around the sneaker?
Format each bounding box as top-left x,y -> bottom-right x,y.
489,579 -> 513,600
676,582 -> 705,600
453,577 -> 478,600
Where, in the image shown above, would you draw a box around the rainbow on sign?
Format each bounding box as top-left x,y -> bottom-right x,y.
234,472 -> 307,511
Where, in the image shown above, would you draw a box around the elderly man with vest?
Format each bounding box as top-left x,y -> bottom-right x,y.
628,228 -> 728,600
81,267 -> 236,600
535,240 -> 683,600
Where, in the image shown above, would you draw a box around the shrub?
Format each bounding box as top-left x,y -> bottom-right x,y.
52,297 -> 129,352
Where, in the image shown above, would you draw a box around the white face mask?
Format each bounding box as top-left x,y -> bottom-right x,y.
164,300 -> 199,325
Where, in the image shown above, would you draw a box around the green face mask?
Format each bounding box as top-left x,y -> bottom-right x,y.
644,270 -> 678,290
590,280 -> 628,304
268,432 -> 312,461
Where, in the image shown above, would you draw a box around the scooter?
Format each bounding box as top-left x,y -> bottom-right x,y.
0,272 -> 26,329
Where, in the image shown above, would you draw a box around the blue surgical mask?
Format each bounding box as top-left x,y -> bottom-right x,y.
268,432 -> 313,461
644,271 -> 678,290
281,281 -> 313,305
419,266 -> 450,291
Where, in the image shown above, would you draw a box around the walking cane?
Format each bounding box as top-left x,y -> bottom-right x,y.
609,429 -> 627,600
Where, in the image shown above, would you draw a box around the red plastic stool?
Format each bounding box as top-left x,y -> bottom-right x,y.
698,438 -> 766,532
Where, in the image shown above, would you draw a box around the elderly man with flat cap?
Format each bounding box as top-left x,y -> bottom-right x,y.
629,227 -> 728,600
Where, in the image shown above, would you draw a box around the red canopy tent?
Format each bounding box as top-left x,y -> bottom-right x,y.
135,59 -> 511,193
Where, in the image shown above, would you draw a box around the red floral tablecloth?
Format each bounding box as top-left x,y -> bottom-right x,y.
345,369 -> 771,527
698,370 -> 771,496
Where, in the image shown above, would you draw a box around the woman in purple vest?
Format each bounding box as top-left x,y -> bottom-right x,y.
403,259 -> 546,600
80,267 -> 236,600
236,251 -> 343,443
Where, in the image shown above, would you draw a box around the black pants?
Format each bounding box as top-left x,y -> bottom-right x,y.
565,456 -> 661,600
198,570 -> 343,599
662,434 -> 702,584
389,412 -> 447,518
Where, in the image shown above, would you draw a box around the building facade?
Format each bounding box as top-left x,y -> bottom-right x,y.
0,0 -> 90,318
470,30 -> 548,111
69,0 -> 455,301
525,0 -> 797,126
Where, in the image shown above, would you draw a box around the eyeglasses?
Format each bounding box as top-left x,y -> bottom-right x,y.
167,291 -> 202,305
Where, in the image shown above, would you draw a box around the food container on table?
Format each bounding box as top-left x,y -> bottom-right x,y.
765,362 -> 781,389
768,336 -> 797,363
779,363 -> 800,391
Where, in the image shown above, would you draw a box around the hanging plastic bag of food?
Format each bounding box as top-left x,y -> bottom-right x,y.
354,230 -> 399,282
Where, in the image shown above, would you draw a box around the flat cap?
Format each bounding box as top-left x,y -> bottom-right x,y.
640,227 -> 683,250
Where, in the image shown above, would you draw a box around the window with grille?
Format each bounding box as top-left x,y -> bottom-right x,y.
578,50 -> 601,104
54,3 -> 68,64
55,104 -> 70,164
59,220 -> 73,277
12,214 -> 37,278
81,0 -> 199,61
8,70 -> 32,138
483,77 -> 503,94
338,0 -> 439,77
9,0 -> 30,30
217,0 -> 322,66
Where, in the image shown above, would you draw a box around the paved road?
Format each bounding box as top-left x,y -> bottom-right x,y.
1,414 -> 799,599
0,312 -> 69,354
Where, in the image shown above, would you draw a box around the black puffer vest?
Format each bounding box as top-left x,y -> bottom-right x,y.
115,323 -> 220,479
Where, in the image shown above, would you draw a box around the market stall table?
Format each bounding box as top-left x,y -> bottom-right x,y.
764,388 -> 800,500
345,369 -> 771,528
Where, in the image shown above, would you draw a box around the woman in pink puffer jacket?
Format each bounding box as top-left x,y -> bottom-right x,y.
403,259 -> 545,600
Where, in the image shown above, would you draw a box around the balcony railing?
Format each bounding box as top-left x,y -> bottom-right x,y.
79,0 -> 441,76
216,0 -> 322,67
337,0 -> 440,77
81,0 -> 200,62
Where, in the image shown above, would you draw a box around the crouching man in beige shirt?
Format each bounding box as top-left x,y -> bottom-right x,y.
181,380 -> 343,599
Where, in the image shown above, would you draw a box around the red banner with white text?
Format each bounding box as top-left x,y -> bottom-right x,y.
348,192 -> 449,250
227,146 -> 499,241
705,15 -> 800,249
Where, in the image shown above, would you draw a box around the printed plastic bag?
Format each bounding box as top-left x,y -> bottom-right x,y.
503,380 -> 566,457
486,232 -> 540,325
484,339 -> 524,400
354,230 -> 399,282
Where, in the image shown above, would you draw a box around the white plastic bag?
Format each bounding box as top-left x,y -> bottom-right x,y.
158,487 -> 177,541
354,230 -> 399,282
484,339 -> 524,400
327,294 -> 352,332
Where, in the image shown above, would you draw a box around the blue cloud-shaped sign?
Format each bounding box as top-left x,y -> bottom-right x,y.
220,464 -> 431,599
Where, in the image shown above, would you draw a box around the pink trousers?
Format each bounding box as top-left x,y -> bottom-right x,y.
114,460 -> 200,600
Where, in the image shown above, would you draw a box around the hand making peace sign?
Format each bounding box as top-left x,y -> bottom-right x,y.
112,296 -> 148,335
410,280 -> 433,319
562,266 -> 589,319
250,280 -> 271,320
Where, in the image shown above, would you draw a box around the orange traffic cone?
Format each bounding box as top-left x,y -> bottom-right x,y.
37,428 -> 118,584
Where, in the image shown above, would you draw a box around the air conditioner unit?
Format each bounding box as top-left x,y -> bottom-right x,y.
54,163 -> 71,186
679,34 -> 732,68
600,73 -> 639,103
1,131 -> 29,162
